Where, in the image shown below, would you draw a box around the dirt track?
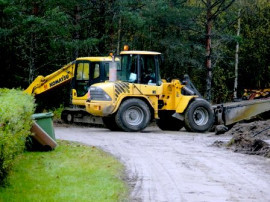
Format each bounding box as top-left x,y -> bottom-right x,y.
55,126 -> 270,202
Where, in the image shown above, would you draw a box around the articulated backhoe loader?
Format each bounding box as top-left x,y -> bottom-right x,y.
25,56 -> 118,124
85,47 -> 215,132
85,46 -> 270,132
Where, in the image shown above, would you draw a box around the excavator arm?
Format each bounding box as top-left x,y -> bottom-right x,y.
24,61 -> 75,95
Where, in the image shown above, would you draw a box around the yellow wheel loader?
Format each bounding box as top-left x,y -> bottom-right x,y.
25,56 -> 119,124
85,48 -> 215,132
85,47 -> 270,132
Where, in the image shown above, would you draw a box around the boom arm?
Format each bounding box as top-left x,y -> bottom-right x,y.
24,61 -> 75,95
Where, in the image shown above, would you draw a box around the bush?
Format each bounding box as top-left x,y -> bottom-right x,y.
49,104 -> 64,121
0,89 -> 35,185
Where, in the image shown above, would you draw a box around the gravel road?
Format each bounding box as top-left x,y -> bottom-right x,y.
55,125 -> 270,202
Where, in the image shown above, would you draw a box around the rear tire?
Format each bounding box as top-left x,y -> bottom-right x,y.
102,116 -> 122,131
184,99 -> 214,132
115,98 -> 151,132
156,111 -> 184,131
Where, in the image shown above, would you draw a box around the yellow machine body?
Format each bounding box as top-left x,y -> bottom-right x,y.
24,62 -> 75,95
85,49 -> 269,132
24,56 -> 114,108
85,58 -> 197,119
85,49 -> 214,132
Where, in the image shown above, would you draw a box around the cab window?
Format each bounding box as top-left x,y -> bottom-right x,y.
76,62 -> 89,80
104,63 -> 110,78
140,55 -> 156,85
93,63 -> 100,79
118,55 -> 138,83
75,62 -> 90,97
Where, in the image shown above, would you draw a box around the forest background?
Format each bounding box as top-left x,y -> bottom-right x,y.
1,0 -> 269,109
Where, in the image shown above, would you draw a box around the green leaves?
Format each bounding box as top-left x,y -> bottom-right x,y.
239,2 -> 270,89
0,89 -> 35,184
0,0 -> 269,105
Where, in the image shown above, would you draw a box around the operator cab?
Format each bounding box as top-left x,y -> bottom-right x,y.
74,57 -> 115,97
117,50 -> 162,86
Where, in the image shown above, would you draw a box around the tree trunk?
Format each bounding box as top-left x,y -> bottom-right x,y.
28,34 -> 35,83
28,3 -> 38,83
205,0 -> 212,101
233,9 -> 241,99
117,17 -> 122,55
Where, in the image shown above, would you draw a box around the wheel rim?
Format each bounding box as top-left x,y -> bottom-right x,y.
193,107 -> 209,126
123,106 -> 144,126
67,114 -> 73,122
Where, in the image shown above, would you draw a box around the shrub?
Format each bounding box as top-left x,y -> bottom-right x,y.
49,104 -> 64,121
0,89 -> 35,185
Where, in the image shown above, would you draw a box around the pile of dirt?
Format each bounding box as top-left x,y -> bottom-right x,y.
226,120 -> 270,140
225,120 -> 270,157
228,133 -> 270,157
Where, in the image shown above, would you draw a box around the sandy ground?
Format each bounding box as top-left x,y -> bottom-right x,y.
55,126 -> 270,202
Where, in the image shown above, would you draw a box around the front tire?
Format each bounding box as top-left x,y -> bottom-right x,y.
184,99 -> 214,132
115,98 -> 151,132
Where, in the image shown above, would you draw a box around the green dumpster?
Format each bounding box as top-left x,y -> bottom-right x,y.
31,112 -> 55,140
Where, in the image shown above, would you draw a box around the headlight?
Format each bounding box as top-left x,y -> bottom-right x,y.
89,86 -> 112,101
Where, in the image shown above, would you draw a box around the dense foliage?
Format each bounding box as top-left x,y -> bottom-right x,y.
0,89 -> 35,184
0,0 -> 269,105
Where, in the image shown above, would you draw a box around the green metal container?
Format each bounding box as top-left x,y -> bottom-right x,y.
31,112 -> 55,140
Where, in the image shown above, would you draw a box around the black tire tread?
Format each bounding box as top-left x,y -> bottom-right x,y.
184,99 -> 214,133
115,98 -> 151,132
102,116 -> 122,131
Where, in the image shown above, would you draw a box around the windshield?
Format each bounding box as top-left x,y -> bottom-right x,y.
117,55 -> 138,82
117,54 -> 162,85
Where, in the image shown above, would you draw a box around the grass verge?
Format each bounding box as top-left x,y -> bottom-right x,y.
0,141 -> 128,201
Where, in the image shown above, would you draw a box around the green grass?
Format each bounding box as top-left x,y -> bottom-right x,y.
0,141 -> 128,202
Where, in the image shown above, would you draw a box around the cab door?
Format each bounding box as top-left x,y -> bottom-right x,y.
74,60 -> 91,97
72,60 -> 105,106
139,55 -> 163,95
